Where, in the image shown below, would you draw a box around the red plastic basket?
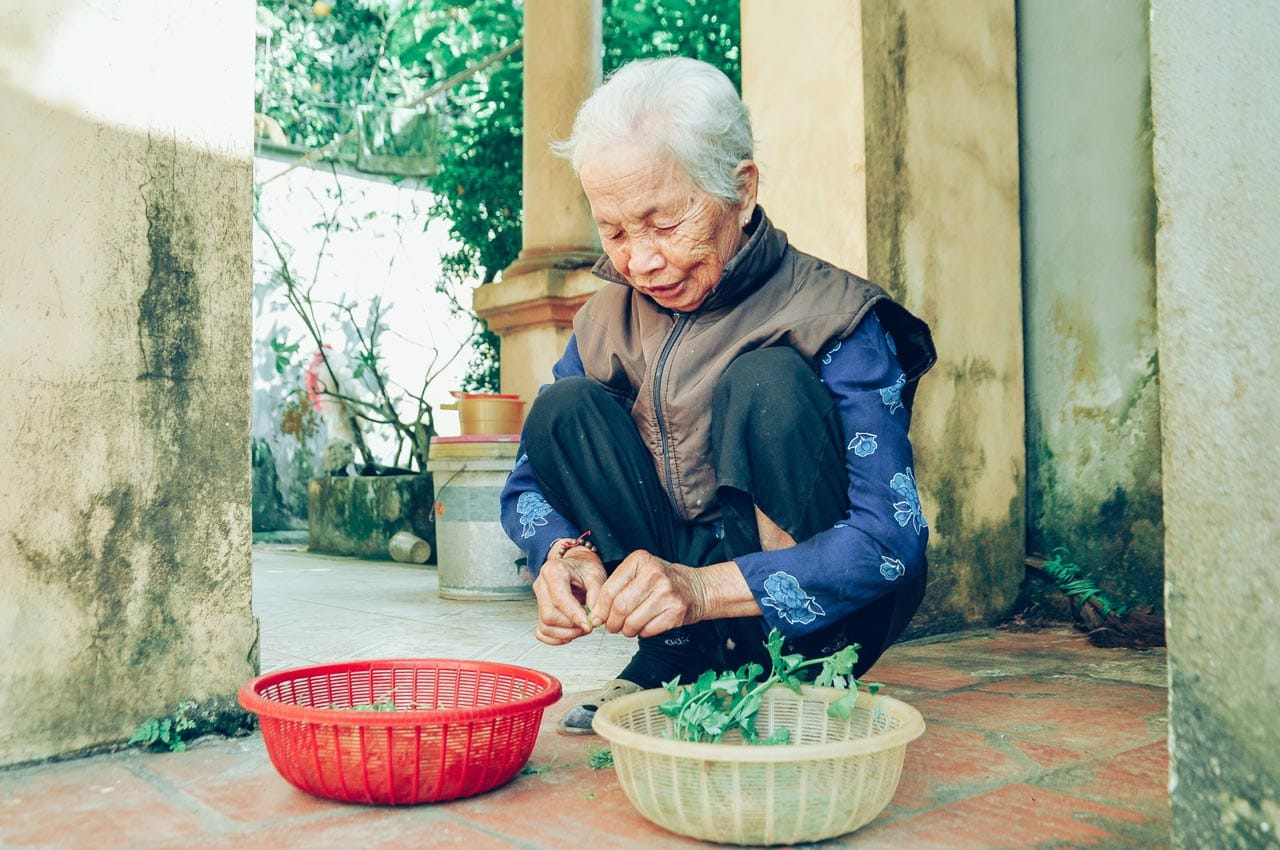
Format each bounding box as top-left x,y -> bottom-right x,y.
238,659 -> 562,804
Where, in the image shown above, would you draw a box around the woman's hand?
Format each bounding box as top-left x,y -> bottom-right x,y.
532,545 -> 607,646
589,552 -> 764,638
589,550 -> 709,638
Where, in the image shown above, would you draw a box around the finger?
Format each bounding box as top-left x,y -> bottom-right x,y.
533,565 -> 586,630
603,552 -> 669,634
625,596 -> 686,638
591,553 -> 641,629
553,573 -> 596,632
581,570 -> 608,626
535,621 -> 585,646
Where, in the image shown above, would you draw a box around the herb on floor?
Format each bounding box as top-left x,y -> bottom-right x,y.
129,701 -> 197,752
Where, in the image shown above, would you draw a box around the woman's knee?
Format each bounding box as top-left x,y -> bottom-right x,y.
721,348 -> 808,394
714,347 -> 825,437
525,377 -> 603,431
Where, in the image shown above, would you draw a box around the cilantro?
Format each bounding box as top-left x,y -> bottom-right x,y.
657,629 -> 873,744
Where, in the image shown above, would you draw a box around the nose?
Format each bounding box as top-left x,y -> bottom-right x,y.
627,234 -> 666,277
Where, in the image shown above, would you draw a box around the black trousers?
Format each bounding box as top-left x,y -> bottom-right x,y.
523,347 -> 895,687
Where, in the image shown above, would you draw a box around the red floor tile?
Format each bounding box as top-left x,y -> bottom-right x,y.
456,755 -> 705,849
0,627 -> 1173,850
147,807 -> 521,850
842,783 -> 1156,850
1042,740 -> 1171,815
871,657 -> 988,692
138,741 -> 337,825
0,761 -> 213,850
892,723 -> 1079,810
913,677 -> 1165,755
1006,738 -> 1086,773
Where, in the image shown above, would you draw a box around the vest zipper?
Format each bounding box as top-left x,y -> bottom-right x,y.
653,312 -> 691,508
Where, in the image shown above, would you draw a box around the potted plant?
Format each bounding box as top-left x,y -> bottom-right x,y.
255,202 -> 477,562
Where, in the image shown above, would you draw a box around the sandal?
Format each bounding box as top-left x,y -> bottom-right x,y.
556,679 -> 642,735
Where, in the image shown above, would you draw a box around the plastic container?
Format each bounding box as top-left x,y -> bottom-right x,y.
388,530 -> 432,564
441,392 -> 525,436
238,659 -> 562,805
592,685 -> 925,845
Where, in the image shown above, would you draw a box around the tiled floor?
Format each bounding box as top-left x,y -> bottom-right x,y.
0,545 -> 1171,849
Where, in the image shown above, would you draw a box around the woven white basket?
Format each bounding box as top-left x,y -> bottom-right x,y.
592,685 -> 924,845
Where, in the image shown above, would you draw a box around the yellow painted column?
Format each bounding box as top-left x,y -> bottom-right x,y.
472,0 -> 604,403
741,0 -> 1025,632
741,0 -> 868,276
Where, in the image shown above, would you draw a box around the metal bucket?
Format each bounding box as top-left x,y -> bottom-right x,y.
427,436 -> 532,600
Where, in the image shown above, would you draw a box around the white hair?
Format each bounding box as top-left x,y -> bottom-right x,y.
552,57 -> 755,204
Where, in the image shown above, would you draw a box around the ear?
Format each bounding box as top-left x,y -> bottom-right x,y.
733,159 -> 760,226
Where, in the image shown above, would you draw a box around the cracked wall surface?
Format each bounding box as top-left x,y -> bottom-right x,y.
0,1 -> 257,765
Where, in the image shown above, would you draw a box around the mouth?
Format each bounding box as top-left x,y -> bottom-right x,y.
641,280 -> 682,298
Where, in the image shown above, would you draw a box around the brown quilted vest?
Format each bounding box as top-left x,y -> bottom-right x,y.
573,207 -> 934,523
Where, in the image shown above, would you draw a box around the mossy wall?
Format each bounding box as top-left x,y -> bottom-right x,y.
861,0 -> 1026,632
308,475 -> 436,561
0,2 -> 257,765
1018,1 -> 1165,614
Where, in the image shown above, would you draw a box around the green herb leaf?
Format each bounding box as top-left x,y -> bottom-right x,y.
656,629 -> 879,744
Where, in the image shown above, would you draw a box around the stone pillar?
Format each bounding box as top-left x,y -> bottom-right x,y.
0,1 -> 257,764
1151,2 -> 1280,847
742,0 -> 1025,632
472,0 -> 604,402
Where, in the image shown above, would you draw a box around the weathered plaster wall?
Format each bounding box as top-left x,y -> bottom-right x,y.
0,1 -> 257,764
741,0 -> 868,275
1151,2 -> 1280,847
860,0 -> 1025,631
1018,1 -> 1163,613
742,0 -> 1024,632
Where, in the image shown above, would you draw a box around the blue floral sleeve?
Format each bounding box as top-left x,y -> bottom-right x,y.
499,336 -> 585,576
734,311 -> 929,637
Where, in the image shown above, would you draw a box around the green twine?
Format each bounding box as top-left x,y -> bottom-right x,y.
1039,548 -> 1127,618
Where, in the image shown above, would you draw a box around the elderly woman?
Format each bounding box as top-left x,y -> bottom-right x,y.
499,57 -> 936,733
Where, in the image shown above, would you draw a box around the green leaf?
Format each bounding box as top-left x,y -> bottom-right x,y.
761,728 -> 792,745
128,718 -> 159,746
828,690 -> 859,720
694,669 -> 716,692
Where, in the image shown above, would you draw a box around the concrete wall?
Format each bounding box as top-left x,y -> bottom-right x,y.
743,0 -> 1025,633
1151,2 -> 1280,847
1018,1 -> 1164,612
0,1 -> 257,764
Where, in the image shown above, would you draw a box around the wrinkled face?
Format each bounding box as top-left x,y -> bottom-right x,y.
579,143 -> 756,313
